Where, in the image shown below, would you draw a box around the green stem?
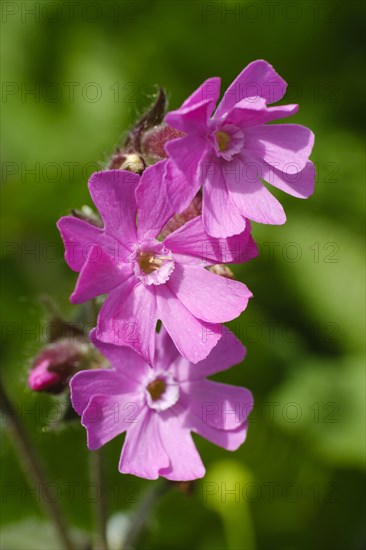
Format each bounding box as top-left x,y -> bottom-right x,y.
87,298 -> 109,549
90,450 -> 108,550
0,378 -> 75,550
122,480 -> 171,549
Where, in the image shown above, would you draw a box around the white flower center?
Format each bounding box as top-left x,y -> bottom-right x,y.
213,123 -> 244,161
145,372 -> 180,412
134,242 -> 174,286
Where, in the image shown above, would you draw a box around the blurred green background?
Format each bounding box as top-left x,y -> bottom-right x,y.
1,1 -> 365,549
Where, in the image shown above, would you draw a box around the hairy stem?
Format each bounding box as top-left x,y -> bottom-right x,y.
0,378 -> 75,550
90,449 -> 108,550
87,298 -> 109,549
122,480 -> 171,549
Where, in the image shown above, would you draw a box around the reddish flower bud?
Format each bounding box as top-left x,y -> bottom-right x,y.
141,124 -> 184,161
28,339 -> 89,394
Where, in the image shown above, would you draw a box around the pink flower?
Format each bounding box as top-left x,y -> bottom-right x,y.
57,162 -> 257,365
165,59 -> 315,237
70,328 -> 253,481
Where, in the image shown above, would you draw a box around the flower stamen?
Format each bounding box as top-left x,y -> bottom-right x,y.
145,372 -> 180,412
147,378 -> 167,401
215,131 -> 230,152
134,243 -> 175,286
138,252 -> 171,274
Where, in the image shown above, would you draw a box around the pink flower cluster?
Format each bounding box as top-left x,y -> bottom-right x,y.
58,61 -> 315,480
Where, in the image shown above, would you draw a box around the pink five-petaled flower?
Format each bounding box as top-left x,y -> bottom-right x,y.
70,327 -> 253,481
165,59 -> 315,237
57,161 -> 257,365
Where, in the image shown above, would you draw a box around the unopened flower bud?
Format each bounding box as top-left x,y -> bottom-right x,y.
28,339 -> 90,394
109,152 -> 145,174
108,88 -> 168,171
207,264 -> 235,279
141,124 -> 185,161
71,205 -> 103,228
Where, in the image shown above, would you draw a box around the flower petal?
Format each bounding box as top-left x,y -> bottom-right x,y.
163,159 -> 201,216
257,158 -> 316,199
225,156 -> 286,225
119,410 -> 170,480
89,329 -> 149,383
88,170 -> 139,241
202,156 -> 246,238
57,216 -> 115,272
179,77 -> 221,110
189,415 -> 249,451
70,369 -> 137,416
165,77 -> 220,134
175,327 -> 246,381
245,123 -> 314,173
81,391 -> 144,450
165,136 -> 208,212
215,59 -> 287,118
96,279 -> 157,365
181,380 -> 253,430
168,264 -> 252,323
154,326 -> 181,371
226,97 -> 298,128
155,284 -> 221,364
165,215 -> 258,264
165,100 -> 214,136
70,245 -> 131,304
136,160 -> 175,240
158,406 -> 206,480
